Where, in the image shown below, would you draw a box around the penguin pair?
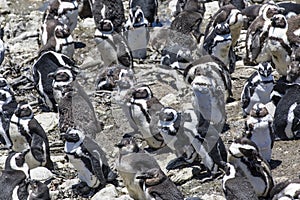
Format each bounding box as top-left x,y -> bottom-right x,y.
96,64 -> 135,91
228,137 -> 274,198
158,106 -> 227,181
115,136 -> 161,200
244,2 -> 282,66
204,4 -> 243,72
183,55 -> 232,132
0,151 -> 50,200
121,84 -> 165,150
273,83 -> 300,140
33,51 -> 78,112
8,102 -> 54,170
241,61 -> 274,117
50,67 -> 103,139
62,128 -> 116,196
245,103 -> 274,162
222,162 -> 259,200
270,178 -> 300,199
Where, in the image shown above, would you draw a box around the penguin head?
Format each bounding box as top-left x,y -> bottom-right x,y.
250,103 -> 269,118
128,6 -> 148,28
261,3 -> 282,20
0,89 -> 11,104
136,168 -> 167,186
62,128 -> 85,143
5,151 -> 30,177
271,14 -> 287,29
158,107 -> 180,136
258,62 -> 272,77
131,85 -> 153,101
28,180 -> 50,200
229,137 -> 259,159
115,136 -> 140,155
50,67 -> 78,92
14,101 -> 33,119
95,19 -> 114,40
54,24 -> 71,39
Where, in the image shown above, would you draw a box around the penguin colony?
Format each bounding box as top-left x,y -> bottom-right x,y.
0,0 -> 299,199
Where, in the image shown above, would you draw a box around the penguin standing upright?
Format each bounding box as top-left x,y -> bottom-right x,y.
115,136 -> 161,200
33,51 -> 77,112
222,162 -> 259,200
62,128 -> 115,196
129,0 -> 159,26
273,83 -> 300,140
136,168 -> 184,200
122,85 -> 165,150
241,61 -> 274,116
8,102 -> 54,170
228,137 -> 274,198
245,103 -> 274,162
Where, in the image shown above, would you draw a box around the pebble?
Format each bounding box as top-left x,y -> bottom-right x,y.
91,184 -> 118,200
30,167 -> 54,181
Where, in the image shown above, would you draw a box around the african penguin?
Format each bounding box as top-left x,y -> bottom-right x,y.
270,178 -> 300,200
44,0 -> 79,33
115,136 -> 161,200
273,83 -> 300,140
62,128 -> 115,195
172,0 -> 206,17
218,0 -> 248,11
32,51 -> 77,112
244,2 -> 281,66
124,6 -> 149,59
50,67 -> 103,139
241,61 -> 274,117
222,162 -> 259,200
0,151 -> 30,200
94,26 -> 133,68
78,0 -> 93,19
129,0 -> 159,26
158,106 -> 227,181
96,64 -> 134,91
92,0 -> 126,34
136,168 -> 185,200
245,103 -> 274,162
27,179 -> 51,200
122,85 -> 165,150
228,137 -> 274,198
8,102 -> 54,170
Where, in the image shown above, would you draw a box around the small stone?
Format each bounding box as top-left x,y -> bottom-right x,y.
160,93 -> 179,106
92,184 -> 118,200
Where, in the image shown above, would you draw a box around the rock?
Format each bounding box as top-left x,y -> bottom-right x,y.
200,194 -> 226,200
0,0 -> 10,14
115,195 -> 134,200
169,167 -> 194,184
160,93 -> 179,106
0,155 -> 7,169
91,184 -> 118,200
30,167 -> 54,181
35,112 -> 59,133
59,178 -> 80,190
79,18 -> 95,29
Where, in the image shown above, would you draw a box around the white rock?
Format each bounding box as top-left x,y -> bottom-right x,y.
79,18 -> 95,29
30,167 -> 54,181
35,112 -> 59,133
115,195 -> 134,200
169,168 -> 194,184
59,178 -> 80,190
0,155 -> 7,169
160,93 -> 179,106
200,194 -> 226,200
91,184 -> 118,200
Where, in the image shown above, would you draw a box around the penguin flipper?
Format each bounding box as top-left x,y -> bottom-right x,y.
30,134 -> 46,164
251,31 -> 262,62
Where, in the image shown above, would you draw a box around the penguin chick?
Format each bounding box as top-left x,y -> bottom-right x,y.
245,103 -> 275,162
270,178 -> 300,200
136,168 -> 184,200
222,162 -> 259,200
115,136 -> 160,200
9,102 -> 54,170
241,61 -> 274,117
1,151 -> 30,200
228,137 -> 274,198
62,128 -> 115,196
123,85 -> 165,150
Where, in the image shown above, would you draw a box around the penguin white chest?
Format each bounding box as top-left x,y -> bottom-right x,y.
9,119 -> 31,152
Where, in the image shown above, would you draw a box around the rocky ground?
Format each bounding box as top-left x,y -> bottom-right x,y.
0,0 -> 299,199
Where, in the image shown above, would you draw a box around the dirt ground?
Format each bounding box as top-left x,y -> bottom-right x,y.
0,0 -> 299,199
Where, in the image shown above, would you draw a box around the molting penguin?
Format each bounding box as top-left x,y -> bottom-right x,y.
122,85 -> 165,150
0,151 -> 30,200
62,128 -> 115,196
222,162 -> 259,200
241,61 -> 274,116
115,136 -> 161,200
270,178 -> 300,199
124,6 -> 149,59
228,137 -> 274,198
50,67 -> 103,139
158,106 -> 227,181
33,51 -> 77,112
8,102 -> 54,170
129,0 -> 159,26
273,83 -> 300,140
244,3 -> 281,66
245,103 -> 274,162
136,168 -> 184,200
